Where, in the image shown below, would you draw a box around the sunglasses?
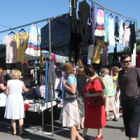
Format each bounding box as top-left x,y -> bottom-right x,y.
123,60 -> 131,63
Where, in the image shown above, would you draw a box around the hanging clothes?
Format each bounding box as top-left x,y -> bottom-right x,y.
69,0 -> 72,16
14,32 -> 29,63
114,17 -> 119,45
71,0 -> 78,33
104,12 -> 109,43
78,0 -> 90,35
91,3 -> 96,44
3,35 -> 17,64
25,25 -> 41,59
47,61 -> 56,102
123,22 -> 127,47
108,17 -> 115,47
101,45 -> 109,66
94,8 -> 105,37
118,19 -> 123,45
92,39 -> 105,64
125,26 -> 131,48
129,22 -> 136,54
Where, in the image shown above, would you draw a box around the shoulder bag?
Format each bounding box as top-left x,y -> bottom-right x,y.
64,76 -> 78,100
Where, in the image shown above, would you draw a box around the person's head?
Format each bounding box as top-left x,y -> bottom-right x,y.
112,66 -> 120,76
0,68 -> 4,75
84,65 -> 95,78
76,67 -> 85,78
63,62 -> 74,75
100,68 -> 109,77
10,69 -> 21,79
120,54 -> 131,70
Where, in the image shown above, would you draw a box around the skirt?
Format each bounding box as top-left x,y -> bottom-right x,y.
59,100 -> 80,127
4,95 -> 25,120
77,97 -> 85,118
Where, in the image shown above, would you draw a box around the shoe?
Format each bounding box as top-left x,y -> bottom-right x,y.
94,135 -> 103,140
112,118 -> 118,121
19,131 -> 26,136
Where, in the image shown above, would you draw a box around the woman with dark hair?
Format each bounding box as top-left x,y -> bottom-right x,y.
82,65 -> 106,140
76,67 -> 86,130
59,62 -> 84,140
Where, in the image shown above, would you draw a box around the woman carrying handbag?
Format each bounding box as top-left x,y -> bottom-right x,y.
59,62 -> 84,140
82,65 -> 106,140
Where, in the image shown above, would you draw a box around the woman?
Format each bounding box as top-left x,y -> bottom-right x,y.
4,69 -> 30,135
76,67 -> 86,130
112,66 -> 120,119
0,68 -> 6,91
82,65 -> 106,140
59,62 -> 84,140
100,68 -> 117,121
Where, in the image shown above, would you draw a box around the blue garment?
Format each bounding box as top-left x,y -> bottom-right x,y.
62,75 -> 77,102
104,12 -> 109,42
45,61 -> 48,102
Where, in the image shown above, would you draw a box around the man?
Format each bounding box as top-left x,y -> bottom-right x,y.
116,54 -> 140,140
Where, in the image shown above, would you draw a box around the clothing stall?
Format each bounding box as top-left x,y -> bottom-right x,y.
0,0 -> 139,137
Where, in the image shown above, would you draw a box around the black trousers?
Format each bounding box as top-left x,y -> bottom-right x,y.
121,97 -> 140,138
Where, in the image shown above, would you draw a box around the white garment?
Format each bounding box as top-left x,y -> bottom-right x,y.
25,25 -> 41,60
3,35 -> 17,63
108,17 -> 115,47
125,28 -> 131,47
88,44 -> 94,59
4,80 -> 25,120
0,93 -> 7,107
119,19 -> 123,45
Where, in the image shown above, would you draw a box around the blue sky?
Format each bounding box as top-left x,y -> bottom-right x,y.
0,0 -> 140,53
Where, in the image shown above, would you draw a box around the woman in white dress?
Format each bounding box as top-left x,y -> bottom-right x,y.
4,69 -> 30,135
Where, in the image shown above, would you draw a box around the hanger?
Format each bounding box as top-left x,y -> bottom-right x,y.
109,13 -> 113,18
8,31 -> 15,35
19,28 -> 26,32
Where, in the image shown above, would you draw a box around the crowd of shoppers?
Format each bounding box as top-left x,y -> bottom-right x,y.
1,54 -> 140,140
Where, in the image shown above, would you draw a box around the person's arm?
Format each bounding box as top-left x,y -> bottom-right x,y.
115,77 -> 120,101
0,83 -> 6,90
5,85 -> 9,95
23,83 -> 30,92
62,78 -> 76,94
85,90 -> 103,97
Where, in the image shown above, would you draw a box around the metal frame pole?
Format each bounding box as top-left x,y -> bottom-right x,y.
49,19 -> 54,137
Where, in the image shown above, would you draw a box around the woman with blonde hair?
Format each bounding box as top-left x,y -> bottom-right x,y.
4,69 -> 30,136
59,62 -> 84,140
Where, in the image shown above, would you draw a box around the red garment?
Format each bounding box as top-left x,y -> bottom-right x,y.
24,103 -> 31,111
83,77 -> 106,129
136,54 -> 140,68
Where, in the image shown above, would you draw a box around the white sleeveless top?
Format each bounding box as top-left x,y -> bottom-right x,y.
7,79 -> 23,96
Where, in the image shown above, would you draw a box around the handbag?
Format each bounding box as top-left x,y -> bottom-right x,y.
64,89 -> 78,100
86,95 -> 104,107
64,75 -> 78,100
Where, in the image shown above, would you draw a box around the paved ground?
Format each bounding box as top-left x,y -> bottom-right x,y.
0,107 -> 140,140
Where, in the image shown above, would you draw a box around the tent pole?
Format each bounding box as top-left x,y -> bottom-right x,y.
49,19 -> 54,137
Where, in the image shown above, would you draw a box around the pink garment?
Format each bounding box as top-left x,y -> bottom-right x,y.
123,22 -> 126,47
3,35 -> 17,63
51,53 -> 57,67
